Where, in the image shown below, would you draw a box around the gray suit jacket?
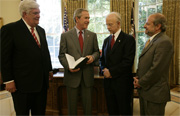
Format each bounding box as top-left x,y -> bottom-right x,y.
137,32 -> 173,103
59,27 -> 99,88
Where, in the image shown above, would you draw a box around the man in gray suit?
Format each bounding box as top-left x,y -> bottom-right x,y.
59,8 -> 99,115
133,13 -> 173,115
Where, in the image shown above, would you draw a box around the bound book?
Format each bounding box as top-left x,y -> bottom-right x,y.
65,53 -> 89,69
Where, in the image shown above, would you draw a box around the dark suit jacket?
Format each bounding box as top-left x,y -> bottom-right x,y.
137,32 -> 173,103
59,27 -> 100,88
0,29 -> 1,71
1,19 -> 52,93
100,31 -> 136,85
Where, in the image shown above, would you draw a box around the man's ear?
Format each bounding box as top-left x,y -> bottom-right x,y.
23,12 -> 27,17
117,21 -> 120,26
75,17 -> 79,23
156,24 -> 161,31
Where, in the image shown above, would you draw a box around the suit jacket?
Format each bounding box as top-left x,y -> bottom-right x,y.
137,32 -> 174,103
59,27 -> 99,88
100,31 -> 136,87
1,19 -> 52,93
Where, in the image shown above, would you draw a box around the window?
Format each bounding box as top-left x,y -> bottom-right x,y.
87,0 -> 110,49
37,0 -> 62,68
136,0 -> 163,58
37,0 -> 111,69
36,0 -> 163,69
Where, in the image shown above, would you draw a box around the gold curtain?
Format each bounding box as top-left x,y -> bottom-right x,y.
110,0 -> 133,33
0,17 -> 3,28
62,0 -> 87,30
163,0 -> 180,86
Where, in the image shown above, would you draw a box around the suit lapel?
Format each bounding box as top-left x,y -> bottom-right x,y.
110,31 -> 123,53
139,32 -> 163,58
140,41 -> 153,58
70,28 -> 82,55
19,19 -> 41,49
83,30 -> 90,56
36,27 -> 44,49
19,19 -> 32,39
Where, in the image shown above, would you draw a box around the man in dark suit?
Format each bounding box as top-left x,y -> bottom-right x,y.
59,8 -> 99,115
1,0 -> 53,115
100,12 -> 136,115
133,13 -> 174,115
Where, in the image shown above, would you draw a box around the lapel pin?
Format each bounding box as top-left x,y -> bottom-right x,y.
118,40 -> 121,42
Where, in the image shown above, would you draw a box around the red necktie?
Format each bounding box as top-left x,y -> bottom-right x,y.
79,31 -> 83,53
31,28 -> 41,48
111,34 -> 115,49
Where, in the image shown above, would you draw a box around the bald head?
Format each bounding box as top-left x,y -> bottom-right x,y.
149,13 -> 166,32
144,13 -> 167,36
106,12 -> 121,34
106,12 -> 121,24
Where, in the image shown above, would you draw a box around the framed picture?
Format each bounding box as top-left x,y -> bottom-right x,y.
0,17 -> 3,28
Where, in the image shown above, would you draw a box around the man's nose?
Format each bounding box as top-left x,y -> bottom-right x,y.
144,24 -> 146,28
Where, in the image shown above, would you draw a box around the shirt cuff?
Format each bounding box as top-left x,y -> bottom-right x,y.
3,80 -> 14,84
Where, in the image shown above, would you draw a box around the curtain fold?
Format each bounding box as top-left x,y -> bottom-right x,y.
163,0 -> 180,86
61,0 -> 180,86
110,0 -> 133,33
62,0 -> 87,30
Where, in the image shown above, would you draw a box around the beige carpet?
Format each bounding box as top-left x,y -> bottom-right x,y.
171,85 -> 180,103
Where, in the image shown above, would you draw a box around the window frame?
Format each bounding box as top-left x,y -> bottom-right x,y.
134,0 -> 163,70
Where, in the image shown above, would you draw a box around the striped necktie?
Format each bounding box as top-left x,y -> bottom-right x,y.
31,28 -> 41,48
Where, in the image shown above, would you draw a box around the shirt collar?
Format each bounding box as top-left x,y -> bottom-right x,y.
22,18 -> 36,31
75,27 -> 84,35
149,32 -> 160,41
112,28 -> 121,41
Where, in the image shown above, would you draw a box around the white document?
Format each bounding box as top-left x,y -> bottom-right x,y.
65,53 -> 88,69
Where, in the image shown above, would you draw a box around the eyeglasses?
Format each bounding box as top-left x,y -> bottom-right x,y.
29,11 -> 40,16
106,23 -> 114,27
106,22 -> 119,27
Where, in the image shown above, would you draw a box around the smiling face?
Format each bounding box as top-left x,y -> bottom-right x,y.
76,11 -> 90,30
144,15 -> 161,36
23,8 -> 40,27
106,14 -> 121,34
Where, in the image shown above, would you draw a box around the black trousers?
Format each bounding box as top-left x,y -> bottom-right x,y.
11,86 -> 47,116
104,78 -> 133,116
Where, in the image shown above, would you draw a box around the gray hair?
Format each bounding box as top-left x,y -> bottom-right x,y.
73,8 -> 89,23
19,0 -> 39,17
107,12 -> 121,24
152,13 -> 166,32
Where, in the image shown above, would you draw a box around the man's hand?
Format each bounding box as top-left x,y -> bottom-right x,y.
102,68 -> 112,78
49,71 -> 53,80
86,55 -> 94,64
69,68 -> 80,72
5,81 -> 16,93
133,77 -> 141,88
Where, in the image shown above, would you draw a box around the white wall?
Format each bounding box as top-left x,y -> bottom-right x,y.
0,0 -> 21,25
